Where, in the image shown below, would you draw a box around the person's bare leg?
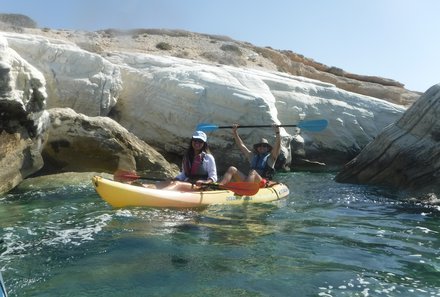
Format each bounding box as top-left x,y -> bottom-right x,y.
162,181 -> 193,191
154,180 -> 172,189
220,166 -> 246,185
246,170 -> 263,184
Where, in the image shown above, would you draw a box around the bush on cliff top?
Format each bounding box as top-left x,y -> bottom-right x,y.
0,13 -> 37,28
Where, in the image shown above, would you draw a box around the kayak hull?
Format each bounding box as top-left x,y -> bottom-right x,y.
92,176 -> 289,208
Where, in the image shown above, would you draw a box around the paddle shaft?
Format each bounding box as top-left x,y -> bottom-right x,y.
130,176 -> 167,182
115,171 -> 214,185
114,171 -> 259,195
196,119 -> 328,132
120,174 -> 235,188
115,173 -> 210,187
216,124 -> 300,129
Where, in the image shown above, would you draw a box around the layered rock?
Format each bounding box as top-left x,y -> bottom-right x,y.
15,27 -> 419,106
99,52 -> 407,172
335,84 -> 440,199
0,33 -> 179,194
1,32 -> 122,116
0,35 -> 49,194
0,30 -> 414,195
44,108 -> 179,178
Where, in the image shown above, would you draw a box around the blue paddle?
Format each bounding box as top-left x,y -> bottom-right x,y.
196,119 -> 328,132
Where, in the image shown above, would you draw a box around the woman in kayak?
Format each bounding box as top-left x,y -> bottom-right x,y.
163,130 -> 217,191
219,124 -> 281,188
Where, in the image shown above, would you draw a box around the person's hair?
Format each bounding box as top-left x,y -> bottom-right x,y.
185,139 -> 211,163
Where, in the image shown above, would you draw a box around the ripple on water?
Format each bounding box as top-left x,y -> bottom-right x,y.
1,173 -> 440,296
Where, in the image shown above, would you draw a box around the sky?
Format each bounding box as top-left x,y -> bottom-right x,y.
1,0 -> 439,92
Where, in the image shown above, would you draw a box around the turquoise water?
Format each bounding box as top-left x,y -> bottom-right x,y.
1,172 -> 440,297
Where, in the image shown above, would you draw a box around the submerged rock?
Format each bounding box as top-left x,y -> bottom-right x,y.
13,171 -> 112,192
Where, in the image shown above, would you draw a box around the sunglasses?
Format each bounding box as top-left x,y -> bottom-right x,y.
192,138 -> 205,144
257,144 -> 269,148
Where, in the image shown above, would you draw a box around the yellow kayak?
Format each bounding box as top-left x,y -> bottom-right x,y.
92,176 -> 289,208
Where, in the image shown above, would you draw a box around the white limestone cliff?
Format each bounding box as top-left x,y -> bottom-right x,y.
1,31 -> 405,176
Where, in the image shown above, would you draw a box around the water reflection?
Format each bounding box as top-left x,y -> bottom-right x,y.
107,203 -> 282,246
193,204 -> 280,245
1,172 -> 440,296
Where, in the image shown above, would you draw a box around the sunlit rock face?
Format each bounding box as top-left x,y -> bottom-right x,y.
335,84 -> 440,199
103,52 -> 405,171
0,35 -> 49,194
1,31 -> 410,194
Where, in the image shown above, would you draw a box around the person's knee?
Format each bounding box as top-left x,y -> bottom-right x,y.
246,170 -> 262,183
227,166 -> 238,174
164,180 -> 180,190
248,170 -> 258,177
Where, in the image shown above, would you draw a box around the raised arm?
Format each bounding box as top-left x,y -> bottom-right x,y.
232,124 -> 253,162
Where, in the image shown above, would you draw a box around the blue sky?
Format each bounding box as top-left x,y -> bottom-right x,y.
1,0 -> 439,92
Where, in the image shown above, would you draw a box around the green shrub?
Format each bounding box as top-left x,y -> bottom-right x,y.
202,33 -> 234,42
130,29 -> 191,37
201,51 -> 245,67
156,42 -> 172,50
0,13 -> 37,28
220,43 -> 242,55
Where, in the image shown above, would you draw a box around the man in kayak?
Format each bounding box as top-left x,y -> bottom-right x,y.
163,130 -> 217,191
219,124 -> 281,188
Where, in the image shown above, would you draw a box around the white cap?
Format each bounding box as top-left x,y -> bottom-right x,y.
192,130 -> 207,142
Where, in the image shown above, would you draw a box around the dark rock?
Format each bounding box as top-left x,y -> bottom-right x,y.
41,108 -> 179,179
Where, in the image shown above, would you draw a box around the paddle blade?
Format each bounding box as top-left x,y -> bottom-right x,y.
218,182 -> 260,196
297,119 -> 328,132
114,170 -> 140,182
195,123 -> 219,132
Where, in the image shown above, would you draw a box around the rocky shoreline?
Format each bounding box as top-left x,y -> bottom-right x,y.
0,15 -> 438,201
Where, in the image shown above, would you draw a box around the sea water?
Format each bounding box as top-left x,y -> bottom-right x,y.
0,172 -> 439,297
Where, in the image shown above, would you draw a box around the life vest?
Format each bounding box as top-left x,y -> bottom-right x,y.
250,153 -> 275,179
183,152 -> 208,180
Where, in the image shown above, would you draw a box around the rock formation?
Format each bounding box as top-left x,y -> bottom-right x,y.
44,108 -> 179,179
0,35 -> 49,194
335,84 -> 440,200
0,21 -> 433,198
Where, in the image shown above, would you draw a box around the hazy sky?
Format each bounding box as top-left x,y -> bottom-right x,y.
1,0 -> 439,92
